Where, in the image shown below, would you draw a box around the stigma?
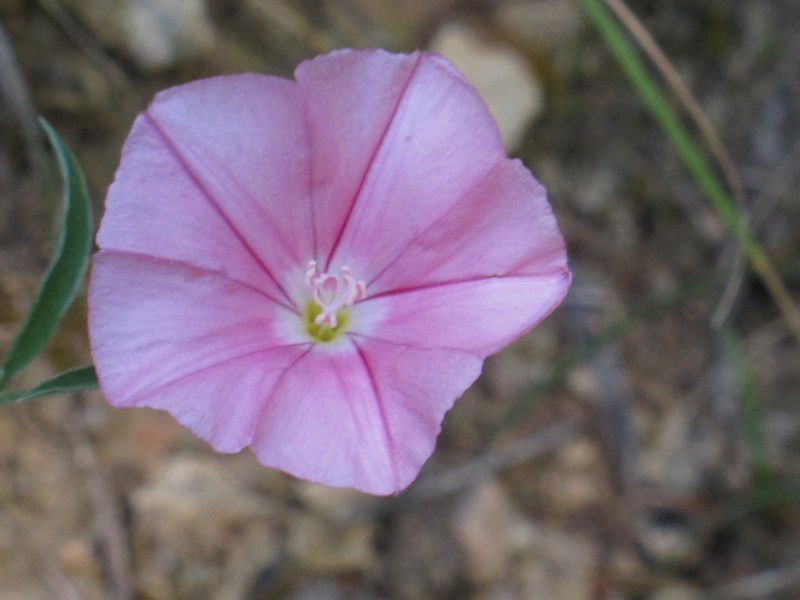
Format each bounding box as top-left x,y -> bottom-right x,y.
305,260 -> 366,329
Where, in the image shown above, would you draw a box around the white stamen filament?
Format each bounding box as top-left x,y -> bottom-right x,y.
305,260 -> 366,328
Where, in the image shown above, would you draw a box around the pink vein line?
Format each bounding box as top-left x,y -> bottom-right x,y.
249,344 -> 314,444
363,271 -> 568,302
98,248 -> 297,314
323,52 -> 424,272
346,331 -> 483,360
143,110 -> 297,311
365,159 -> 499,288
352,339 -> 401,491
299,88 -> 318,261
121,342 -> 312,407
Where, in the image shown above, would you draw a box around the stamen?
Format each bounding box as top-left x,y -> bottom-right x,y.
305,260 -> 366,330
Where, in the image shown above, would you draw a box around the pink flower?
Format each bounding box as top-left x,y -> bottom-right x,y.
88,49 -> 571,495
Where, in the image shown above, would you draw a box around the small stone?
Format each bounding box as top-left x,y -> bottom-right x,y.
383,507 -> 462,598
288,581 -> 380,600
0,584 -> 52,600
571,165 -> 618,216
567,365 -> 602,399
131,455 -> 283,597
495,0 -> 582,50
537,439 -> 607,516
62,0 -> 215,71
0,414 -> 18,456
132,455 -> 277,549
295,481 -> 369,523
637,511 -> 700,568
638,406 -> 719,491
453,480 -> 516,583
431,22 -> 544,149
288,514 -> 377,574
518,523 -> 595,599
124,0 -> 215,70
57,537 -> 101,581
650,584 -> 702,600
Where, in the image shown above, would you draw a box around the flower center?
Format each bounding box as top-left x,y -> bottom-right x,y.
304,260 -> 365,342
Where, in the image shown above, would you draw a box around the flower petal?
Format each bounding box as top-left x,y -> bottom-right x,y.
352,271 -> 571,359
298,51 -> 506,280
368,159 -> 568,292
251,339 -> 482,495
89,250 -> 309,452
294,49 -> 422,265
97,74 -> 312,308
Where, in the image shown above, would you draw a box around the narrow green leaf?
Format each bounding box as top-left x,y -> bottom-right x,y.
576,0 -> 800,344
576,0 -> 748,242
0,119 -> 93,387
0,365 -> 97,405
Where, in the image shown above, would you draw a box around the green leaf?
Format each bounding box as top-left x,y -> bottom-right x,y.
0,119 -> 93,388
0,366 -> 97,405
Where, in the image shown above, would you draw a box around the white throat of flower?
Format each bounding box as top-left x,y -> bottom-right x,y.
305,260 -> 366,328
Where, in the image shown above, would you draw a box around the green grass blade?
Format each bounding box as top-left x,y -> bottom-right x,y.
0,119 -> 93,388
0,365 -> 97,405
576,0 -> 800,345
576,0 -> 746,239
721,326 -> 769,481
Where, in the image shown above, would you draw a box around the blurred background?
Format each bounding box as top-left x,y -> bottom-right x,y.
1,1 -> 800,598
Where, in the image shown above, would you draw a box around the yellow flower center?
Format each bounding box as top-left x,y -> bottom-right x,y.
305,301 -> 349,342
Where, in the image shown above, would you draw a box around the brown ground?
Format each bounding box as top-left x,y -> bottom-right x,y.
1,1 -> 799,598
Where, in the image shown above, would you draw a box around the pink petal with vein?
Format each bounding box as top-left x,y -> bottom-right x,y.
89,251 -> 308,452
369,159 -> 567,292
319,53 -> 507,280
97,74 -> 311,307
90,49 -> 571,495
251,339 -> 482,495
355,272 -> 571,359
295,49 -> 421,264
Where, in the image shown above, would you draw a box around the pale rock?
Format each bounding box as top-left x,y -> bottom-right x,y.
295,481 -> 369,523
650,584 -> 703,600
475,585 -> 518,600
56,536 -> 102,581
132,455 -> 278,552
638,406 -> 720,491
214,527 -> 284,600
0,584 -> 52,600
453,480 -> 516,584
496,0 -> 582,50
62,0 -> 215,71
538,439 -> 607,515
131,455 -> 283,598
571,164 -> 618,215
431,22 -> 544,149
288,513 -> 377,574
637,515 -> 698,568
567,365 -> 602,399
123,0 -> 215,71
517,523 -> 595,599
289,581 -> 379,600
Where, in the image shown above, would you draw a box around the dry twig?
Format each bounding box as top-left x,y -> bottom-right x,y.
602,0 -> 749,327
67,416 -> 133,600
0,23 -> 45,177
36,0 -> 127,86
